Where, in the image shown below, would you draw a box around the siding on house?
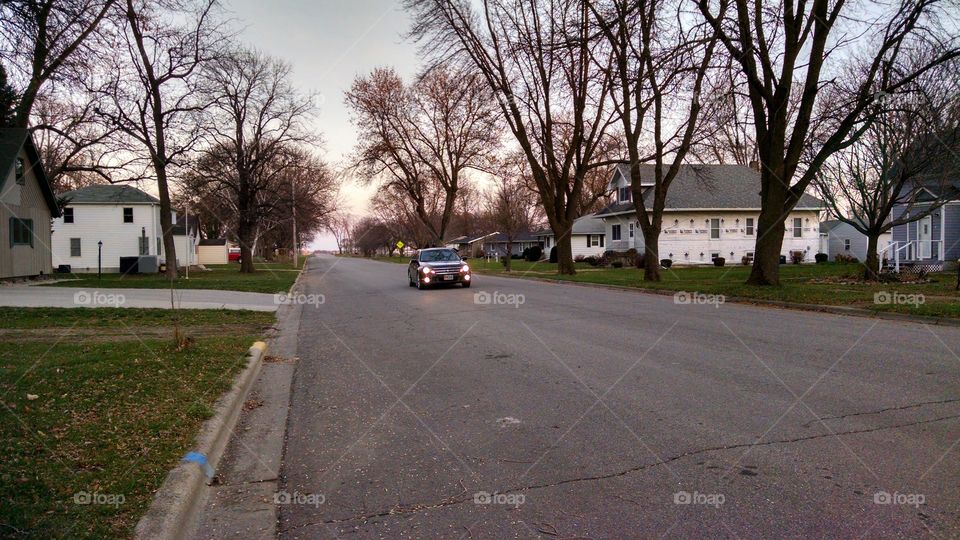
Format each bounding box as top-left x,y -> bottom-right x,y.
52,203 -> 162,272
819,221 -> 892,262
603,210 -> 820,264
945,204 -> 960,261
889,202 -> 956,261
0,146 -> 54,278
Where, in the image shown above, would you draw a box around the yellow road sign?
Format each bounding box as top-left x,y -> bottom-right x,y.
396,240 -> 405,249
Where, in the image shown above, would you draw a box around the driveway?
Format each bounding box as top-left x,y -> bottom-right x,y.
0,284 -> 278,311
268,255 -> 959,537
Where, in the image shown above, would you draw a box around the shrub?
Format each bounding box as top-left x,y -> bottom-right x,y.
583,255 -> 599,266
660,258 -> 672,268
574,254 -> 586,262
779,255 -> 787,264
634,254 -> 645,269
500,256 -> 509,266
815,252 -> 829,263
741,256 -> 751,266
549,246 -> 558,263
524,246 -> 542,262
790,251 -> 805,264
611,260 -> 624,268
713,257 -> 725,267
835,253 -> 859,264
512,254 -> 523,259
624,248 -> 638,258
603,250 -> 618,259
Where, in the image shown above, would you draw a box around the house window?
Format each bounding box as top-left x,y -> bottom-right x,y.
844,239 -> 851,251
711,252 -> 720,260
63,207 -> 74,223
611,224 -> 621,241
156,237 -> 162,255
710,218 -> 721,239
123,207 -> 134,223
618,186 -> 631,202
746,218 -> 754,236
545,237 -> 550,248
628,223 -> 634,238
793,217 -> 803,238
15,158 -> 25,185
9,218 -> 33,247
70,238 -> 81,257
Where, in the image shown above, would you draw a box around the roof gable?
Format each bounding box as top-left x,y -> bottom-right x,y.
62,184 -> 160,205
598,164 -> 822,215
0,128 -> 60,216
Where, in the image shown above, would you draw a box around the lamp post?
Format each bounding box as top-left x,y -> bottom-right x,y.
97,241 -> 103,283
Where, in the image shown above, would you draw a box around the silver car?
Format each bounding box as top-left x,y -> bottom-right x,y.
408,248 -> 472,289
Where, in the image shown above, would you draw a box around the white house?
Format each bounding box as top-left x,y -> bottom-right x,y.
596,163 -> 823,264
533,215 -> 607,259
51,184 -> 199,273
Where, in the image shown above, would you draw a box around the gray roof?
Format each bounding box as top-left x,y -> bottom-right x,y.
0,128 -> 60,216
534,215 -> 605,237
597,164 -> 823,215
482,231 -> 540,243
171,214 -> 200,236
62,184 -> 160,205
819,220 -> 845,234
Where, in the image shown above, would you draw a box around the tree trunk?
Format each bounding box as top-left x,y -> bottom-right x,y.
642,227 -> 661,281
155,166 -> 178,279
555,229 -> 575,275
238,216 -> 255,273
747,181 -> 788,286
505,240 -> 513,272
864,233 -> 880,281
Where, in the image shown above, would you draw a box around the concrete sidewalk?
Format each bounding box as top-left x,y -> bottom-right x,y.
0,285 -> 278,311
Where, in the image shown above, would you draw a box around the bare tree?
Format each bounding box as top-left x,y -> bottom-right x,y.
98,0 -> 222,278
326,211 -> 354,255
815,67 -> 960,279
691,57 -> 757,166
484,175 -> 539,271
697,0 -> 960,285
406,0 -> 619,274
198,48 -> 316,272
346,65 -> 499,245
589,0 -> 717,281
0,0 -> 117,127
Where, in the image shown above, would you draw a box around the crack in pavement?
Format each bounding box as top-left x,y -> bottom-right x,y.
800,398 -> 960,427
278,413 -> 960,533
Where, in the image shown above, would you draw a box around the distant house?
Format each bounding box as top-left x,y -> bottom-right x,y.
51,184 -> 199,272
0,129 -> 61,279
889,182 -> 960,269
596,163 -> 823,264
819,220 -> 892,262
476,231 -> 541,258
533,215 -> 607,259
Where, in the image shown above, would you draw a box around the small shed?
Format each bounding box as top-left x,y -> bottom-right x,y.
197,238 -> 228,265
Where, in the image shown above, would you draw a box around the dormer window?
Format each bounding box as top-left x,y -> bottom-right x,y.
618,186 -> 632,202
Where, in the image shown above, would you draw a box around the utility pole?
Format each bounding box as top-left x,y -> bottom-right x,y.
291,175 -> 298,268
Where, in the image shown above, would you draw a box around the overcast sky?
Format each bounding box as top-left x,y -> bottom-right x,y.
226,0 -> 423,249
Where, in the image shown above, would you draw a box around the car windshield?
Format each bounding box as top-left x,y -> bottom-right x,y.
419,249 -> 460,262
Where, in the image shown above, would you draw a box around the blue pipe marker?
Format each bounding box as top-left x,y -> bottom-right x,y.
182,451 -> 215,479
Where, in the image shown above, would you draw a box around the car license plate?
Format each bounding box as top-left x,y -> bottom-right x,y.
443,274 -> 454,281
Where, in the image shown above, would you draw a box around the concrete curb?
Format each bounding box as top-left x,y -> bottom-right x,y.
134,340 -> 269,540
482,271 -> 960,328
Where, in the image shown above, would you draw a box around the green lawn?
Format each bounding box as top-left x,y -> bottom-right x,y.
43,259 -> 304,294
0,307 -> 275,538
370,255 -> 960,318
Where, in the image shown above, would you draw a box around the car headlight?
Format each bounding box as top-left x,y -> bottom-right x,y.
421,266 -> 432,274
461,264 -> 470,272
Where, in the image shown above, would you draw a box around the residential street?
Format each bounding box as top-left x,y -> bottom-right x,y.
274,254 -> 960,538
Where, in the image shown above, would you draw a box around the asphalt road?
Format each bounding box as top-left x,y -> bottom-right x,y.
278,254 -> 960,539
